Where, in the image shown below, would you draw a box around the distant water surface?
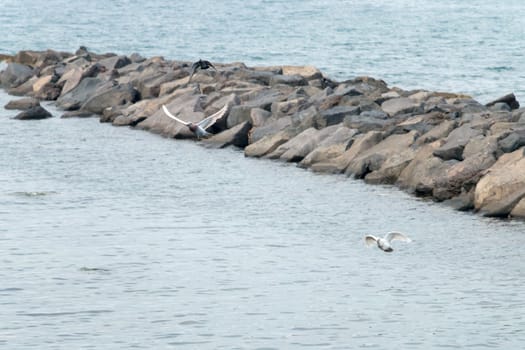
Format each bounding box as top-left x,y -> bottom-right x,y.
1,0 -> 524,102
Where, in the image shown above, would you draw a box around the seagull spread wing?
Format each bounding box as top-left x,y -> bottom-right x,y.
197,103 -> 229,130
162,105 -> 190,126
385,231 -> 411,243
365,235 -> 378,247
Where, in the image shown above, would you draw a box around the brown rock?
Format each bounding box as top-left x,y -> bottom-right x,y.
346,131 -> 418,178
474,147 -> 525,217
244,129 -> 295,157
4,97 -> 40,110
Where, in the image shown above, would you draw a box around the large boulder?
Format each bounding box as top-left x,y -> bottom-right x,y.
474,147 -> 525,217
343,110 -> 392,133
57,67 -> 83,96
241,88 -> 286,110
432,151 -> 496,201
267,126 -> 335,162
497,129 -> 525,154
381,97 -> 423,116
269,74 -> 308,87
4,97 -> 40,110
311,130 -> 383,174
364,147 -> 417,185
397,140 -> 454,196
345,130 -> 418,178
249,116 -> 292,143
415,119 -> 457,146
281,65 -> 322,80
56,77 -> 108,110
13,106 -> 53,120
80,82 -> 139,114
432,124 -> 483,160
298,126 -> 357,168
0,63 -> 34,88
98,55 -> 131,71
316,105 -> 360,128
203,121 -> 252,149
244,129 -> 296,158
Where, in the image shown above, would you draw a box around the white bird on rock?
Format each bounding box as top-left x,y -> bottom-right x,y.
161,104 -> 229,139
365,231 -> 411,252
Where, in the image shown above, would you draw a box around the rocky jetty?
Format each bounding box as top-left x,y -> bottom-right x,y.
2,48 -> 525,219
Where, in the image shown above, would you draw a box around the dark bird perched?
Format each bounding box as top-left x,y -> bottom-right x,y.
161,104 -> 229,139
189,59 -> 217,81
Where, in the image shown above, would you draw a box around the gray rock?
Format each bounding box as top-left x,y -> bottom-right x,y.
0,63 -> 34,88
242,88 -> 286,110
61,110 -> 95,118
81,82 -> 139,114
316,105 -> 360,128
497,129 -> 525,154
397,140 -> 452,196
98,55 -> 131,70
227,105 -> 253,128
204,121 -> 252,149
14,106 -> 53,120
249,116 -> 292,144
267,127 -> 330,162
463,135 -> 499,159
245,129 -> 296,158
416,120 -> 457,146
271,97 -> 309,118
343,111 -> 392,133
112,114 -> 147,127
432,124 -> 483,160
309,131 -> 382,174
485,92 -> 520,110
474,147 -> 525,217
433,151 -> 496,201
269,74 -> 308,87
345,131 -> 418,178
381,97 -> 422,116
4,97 -> 40,110
364,149 -> 416,185
57,77 -> 108,110
250,108 -> 272,127
299,126 -> 357,168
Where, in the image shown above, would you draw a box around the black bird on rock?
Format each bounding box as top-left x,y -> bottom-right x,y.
189,59 -> 217,81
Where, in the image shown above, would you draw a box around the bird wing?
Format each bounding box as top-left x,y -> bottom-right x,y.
385,231 -> 411,243
197,103 -> 229,130
365,235 -> 378,247
204,60 -> 217,71
162,105 -> 190,126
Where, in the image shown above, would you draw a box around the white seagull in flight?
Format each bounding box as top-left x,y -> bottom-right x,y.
365,231 -> 411,252
161,104 -> 229,139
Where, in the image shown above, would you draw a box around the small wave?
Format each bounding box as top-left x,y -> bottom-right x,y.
79,266 -> 111,273
486,66 -> 514,72
21,309 -> 114,317
9,191 -> 58,197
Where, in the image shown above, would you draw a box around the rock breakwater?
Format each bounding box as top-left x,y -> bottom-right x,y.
2,48 -> 525,219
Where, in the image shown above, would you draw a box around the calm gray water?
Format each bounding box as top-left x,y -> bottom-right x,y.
1,0 -> 524,103
1,1 -> 525,349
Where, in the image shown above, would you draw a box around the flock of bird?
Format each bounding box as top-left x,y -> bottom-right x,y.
161,59 -> 413,253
